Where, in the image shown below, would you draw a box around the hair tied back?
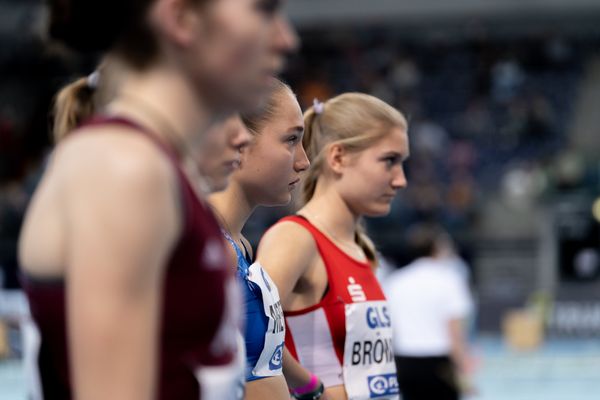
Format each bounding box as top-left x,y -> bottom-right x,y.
87,71 -> 100,89
313,98 -> 324,114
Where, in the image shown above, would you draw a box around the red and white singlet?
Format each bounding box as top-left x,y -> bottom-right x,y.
280,216 -> 400,400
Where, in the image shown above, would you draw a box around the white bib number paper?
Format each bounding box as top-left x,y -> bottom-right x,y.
247,262 -> 285,377
343,301 -> 400,400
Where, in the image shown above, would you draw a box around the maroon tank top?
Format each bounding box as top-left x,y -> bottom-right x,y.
21,116 -> 239,399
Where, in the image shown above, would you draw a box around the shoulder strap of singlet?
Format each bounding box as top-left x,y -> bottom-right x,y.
78,115 -> 197,234
222,230 -> 251,278
279,215 -> 326,245
239,240 -> 253,264
280,213 -> 371,265
80,115 -> 180,161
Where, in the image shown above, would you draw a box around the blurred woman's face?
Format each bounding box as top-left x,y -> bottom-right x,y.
234,90 -> 310,206
197,115 -> 252,193
336,127 -> 409,217
182,0 -> 298,114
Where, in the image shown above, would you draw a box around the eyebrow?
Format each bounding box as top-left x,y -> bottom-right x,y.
381,150 -> 409,161
288,126 -> 304,134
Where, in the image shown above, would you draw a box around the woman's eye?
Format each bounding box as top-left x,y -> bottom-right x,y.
287,135 -> 299,144
383,156 -> 401,168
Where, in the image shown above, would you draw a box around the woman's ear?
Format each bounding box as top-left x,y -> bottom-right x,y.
326,143 -> 347,175
148,0 -> 202,47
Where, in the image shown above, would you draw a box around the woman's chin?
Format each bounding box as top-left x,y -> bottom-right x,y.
363,204 -> 392,218
206,176 -> 230,194
260,192 -> 292,208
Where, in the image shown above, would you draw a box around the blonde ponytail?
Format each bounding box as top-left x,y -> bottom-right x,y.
355,220 -> 377,265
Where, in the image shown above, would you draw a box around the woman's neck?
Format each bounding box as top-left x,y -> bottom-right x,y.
209,181 -> 255,241
106,63 -> 224,155
300,184 -> 359,244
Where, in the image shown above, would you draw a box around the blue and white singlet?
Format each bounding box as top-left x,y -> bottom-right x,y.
223,233 -> 286,381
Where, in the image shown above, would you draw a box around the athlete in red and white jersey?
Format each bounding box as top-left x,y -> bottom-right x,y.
18,0 -> 296,399
257,93 -> 409,400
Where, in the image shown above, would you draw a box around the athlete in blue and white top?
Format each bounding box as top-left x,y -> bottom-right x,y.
208,79 -> 310,400
223,232 -> 285,380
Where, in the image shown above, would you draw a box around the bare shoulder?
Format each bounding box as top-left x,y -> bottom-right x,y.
56,126 -> 182,279
256,220 -> 319,276
54,125 -> 176,194
257,220 -> 317,256
256,219 -> 321,306
53,124 -> 181,245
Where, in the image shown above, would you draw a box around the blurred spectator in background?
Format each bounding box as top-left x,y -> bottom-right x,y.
0,180 -> 27,289
383,223 -> 474,400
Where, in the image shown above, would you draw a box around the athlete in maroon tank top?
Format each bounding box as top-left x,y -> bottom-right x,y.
22,116 -> 238,399
20,0 -> 297,398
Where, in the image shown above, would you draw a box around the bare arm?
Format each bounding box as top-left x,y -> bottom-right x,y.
283,347 -> 334,399
448,317 -> 477,396
255,221 -> 316,307
448,318 -> 471,375
61,134 -> 180,400
445,270 -> 474,378
282,347 -> 312,388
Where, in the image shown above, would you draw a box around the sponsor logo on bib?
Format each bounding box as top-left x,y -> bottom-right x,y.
367,373 -> 399,398
268,343 -> 284,371
347,277 -> 366,302
366,306 -> 391,329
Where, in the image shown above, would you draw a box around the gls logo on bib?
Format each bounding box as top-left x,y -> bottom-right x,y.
367,373 -> 399,398
366,306 -> 391,329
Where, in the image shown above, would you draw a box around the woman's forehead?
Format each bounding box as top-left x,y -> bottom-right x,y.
369,128 -> 409,155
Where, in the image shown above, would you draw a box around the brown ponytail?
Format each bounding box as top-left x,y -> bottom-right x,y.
300,106 -> 324,205
52,77 -> 97,143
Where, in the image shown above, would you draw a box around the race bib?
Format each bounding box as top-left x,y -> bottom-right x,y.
247,262 -> 286,377
343,301 -> 400,400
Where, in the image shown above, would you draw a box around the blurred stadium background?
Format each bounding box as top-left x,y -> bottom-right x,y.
1,0 -> 600,398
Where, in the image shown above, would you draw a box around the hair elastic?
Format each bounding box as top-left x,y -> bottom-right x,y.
313,98 -> 324,115
87,71 -> 100,89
